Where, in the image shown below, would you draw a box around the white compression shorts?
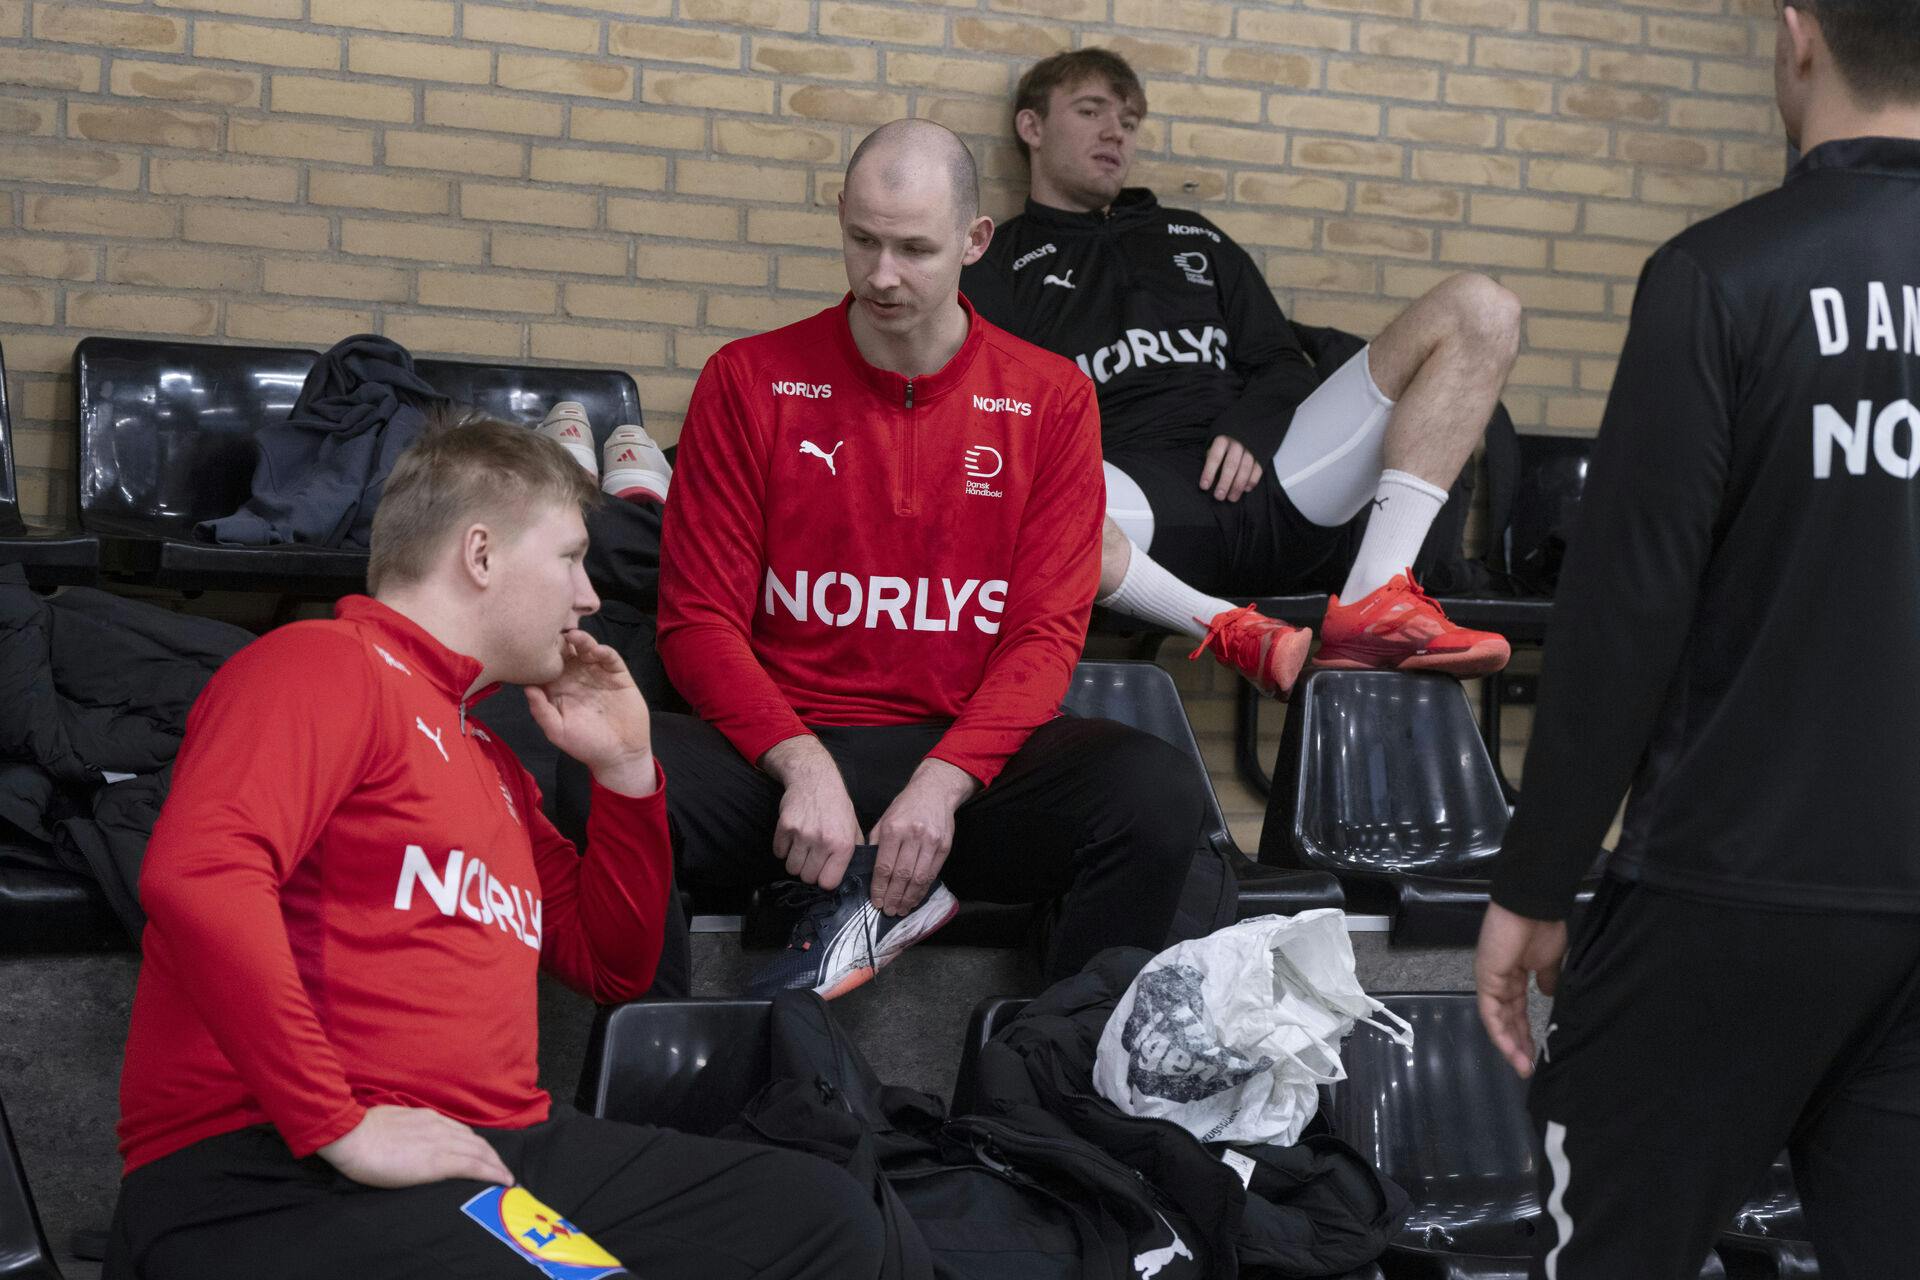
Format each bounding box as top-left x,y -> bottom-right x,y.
1267,344 -> 1396,528
1102,345 -> 1397,546
1103,460 -> 1157,549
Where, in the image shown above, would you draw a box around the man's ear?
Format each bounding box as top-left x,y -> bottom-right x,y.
1781,3 -> 1818,81
962,214 -> 994,266
460,523 -> 493,589
1014,107 -> 1045,154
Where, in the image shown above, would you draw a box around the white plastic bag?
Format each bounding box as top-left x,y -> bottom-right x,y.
1093,911 -> 1414,1147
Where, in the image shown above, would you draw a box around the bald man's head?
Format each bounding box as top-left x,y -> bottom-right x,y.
845,118 -> 979,231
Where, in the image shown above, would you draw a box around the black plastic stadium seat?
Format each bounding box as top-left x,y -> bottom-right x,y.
1260,671 -> 1499,941
1063,659 -> 1342,920
0,1090 -> 64,1280
743,660 -> 1343,948
1331,994 -> 1725,1280
576,998 -> 772,1134
70,343 -> 648,597
1257,669 -> 1598,945
0,844 -> 125,955
1717,1156 -> 1819,1279
0,345 -> 98,588
71,337 -> 351,594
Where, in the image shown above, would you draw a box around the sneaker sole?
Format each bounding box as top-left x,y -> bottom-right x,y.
817,885 -> 960,1001
1315,636 -> 1511,677
1264,626 -> 1314,700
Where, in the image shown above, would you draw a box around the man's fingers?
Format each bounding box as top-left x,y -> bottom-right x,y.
1198,436 -> 1229,489
1222,452 -> 1250,501
818,839 -> 854,892
1477,989 -> 1535,1078
441,1146 -> 514,1187
869,838 -> 902,911
1232,455 -> 1261,500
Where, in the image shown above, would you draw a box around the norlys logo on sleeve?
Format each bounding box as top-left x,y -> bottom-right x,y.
971,394 -> 1032,417
1074,326 -> 1229,384
764,568 -> 1008,633
1011,242 -> 1057,272
771,380 -> 833,399
1167,222 -> 1222,243
393,845 -> 542,950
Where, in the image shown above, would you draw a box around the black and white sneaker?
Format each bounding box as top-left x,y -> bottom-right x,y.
745,846 -> 959,1000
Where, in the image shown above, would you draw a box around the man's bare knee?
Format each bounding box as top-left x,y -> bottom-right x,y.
1438,272 -> 1521,363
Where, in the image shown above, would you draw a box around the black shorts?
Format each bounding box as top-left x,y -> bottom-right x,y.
107,1106 -> 885,1280
1107,448 -> 1364,597
1526,876 -> 1920,1279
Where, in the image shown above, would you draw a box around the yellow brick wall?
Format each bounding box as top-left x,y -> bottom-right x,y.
2,0 -> 1776,850
2,0 -> 1780,527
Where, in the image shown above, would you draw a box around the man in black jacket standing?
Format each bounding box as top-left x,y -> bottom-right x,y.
964,50 -> 1518,697
1476,2 -> 1920,1275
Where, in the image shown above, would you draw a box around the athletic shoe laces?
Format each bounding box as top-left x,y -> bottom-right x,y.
771,869 -> 880,977
1187,603 -> 1265,665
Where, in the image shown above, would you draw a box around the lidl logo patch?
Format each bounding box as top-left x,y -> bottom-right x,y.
461,1186 -> 628,1279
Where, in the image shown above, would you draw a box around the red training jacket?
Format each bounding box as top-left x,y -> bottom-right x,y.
657,294 -> 1104,785
117,596 -> 672,1174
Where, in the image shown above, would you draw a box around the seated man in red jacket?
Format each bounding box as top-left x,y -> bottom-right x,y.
108,415 -> 884,1280
657,119 -> 1209,998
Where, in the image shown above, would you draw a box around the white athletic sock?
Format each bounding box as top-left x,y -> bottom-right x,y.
1097,541 -> 1237,640
1340,469 -> 1449,601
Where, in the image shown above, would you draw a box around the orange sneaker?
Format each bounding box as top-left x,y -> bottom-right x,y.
1189,603 -> 1313,699
1316,571 -> 1510,676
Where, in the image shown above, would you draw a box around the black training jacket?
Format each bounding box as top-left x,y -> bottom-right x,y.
963,188 -> 1319,457
1492,136 -> 1920,919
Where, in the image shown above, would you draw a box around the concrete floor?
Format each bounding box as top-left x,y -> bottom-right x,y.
3,929 -> 1539,1280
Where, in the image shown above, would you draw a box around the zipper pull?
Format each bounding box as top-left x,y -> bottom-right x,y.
904,380 -> 914,410
458,701 -> 468,737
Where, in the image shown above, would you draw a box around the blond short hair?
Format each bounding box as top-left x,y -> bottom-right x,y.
367,408 -> 601,594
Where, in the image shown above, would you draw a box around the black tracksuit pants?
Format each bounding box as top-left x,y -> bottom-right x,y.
651,712 -> 1208,989
108,1106 -> 886,1280
1528,877 -> 1920,1279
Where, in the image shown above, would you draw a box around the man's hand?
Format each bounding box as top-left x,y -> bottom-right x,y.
526,631 -> 656,798
869,759 -> 978,917
317,1105 -> 515,1189
763,736 -> 863,890
1199,435 -> 1264,502
1474,901 -> 1569,1078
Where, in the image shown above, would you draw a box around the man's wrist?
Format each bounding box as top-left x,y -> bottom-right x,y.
909,756 -> 980,808
591,751 -> 658,799
760,734 -> 835,787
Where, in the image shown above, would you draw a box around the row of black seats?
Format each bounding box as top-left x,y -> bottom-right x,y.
0,336 -> 1595,950
0,993 -> 1814,1280
0,338 -> 647,596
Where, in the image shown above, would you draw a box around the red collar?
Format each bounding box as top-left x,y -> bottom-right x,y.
334,595 -> 496,708
829,292 -> 986,407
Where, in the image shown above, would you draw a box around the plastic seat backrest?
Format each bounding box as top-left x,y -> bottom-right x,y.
0,346 -> 25,538
1061,660 -> 1232,851
1268,670 -> 1510,878
950,996 -> 1031,1114
1329,993 -> 1538,1254
72,338 -> 318,540
581,999 -> 772,1137
1497,435 -> 1591,593
1,1091 -> 64,1280
413,359 -> 642,454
